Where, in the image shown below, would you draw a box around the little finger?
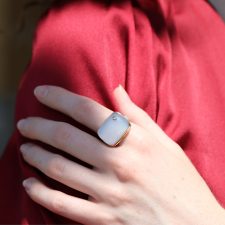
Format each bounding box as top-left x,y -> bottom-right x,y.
20,143 -> 102,200
23,177 -> 111,225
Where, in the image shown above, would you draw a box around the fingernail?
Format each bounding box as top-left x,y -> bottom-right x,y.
17,119 -> 26,131
22,179 -> 32,191
20,143 -> 34,154
119,85 -> 131,103
34,86 -> 48,99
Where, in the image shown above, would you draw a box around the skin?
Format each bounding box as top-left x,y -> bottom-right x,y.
17,85 -> 225,225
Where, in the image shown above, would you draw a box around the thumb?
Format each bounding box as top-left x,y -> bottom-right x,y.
113,85 -> 152,129
113,85 -> 186,159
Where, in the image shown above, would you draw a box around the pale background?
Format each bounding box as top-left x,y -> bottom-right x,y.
0,0 -> 224,159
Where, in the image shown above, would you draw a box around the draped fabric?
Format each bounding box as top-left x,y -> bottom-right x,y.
1,0 -> 225,224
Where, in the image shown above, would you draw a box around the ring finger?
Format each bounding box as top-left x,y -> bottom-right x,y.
23,177 -> 108,225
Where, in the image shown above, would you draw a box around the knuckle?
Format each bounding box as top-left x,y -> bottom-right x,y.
108,155 -> 136,183
101,213 -> 122,225
107,155 -> 124,172
133,132 -> 146,145
127,128 -> 150,150
51,193 -> 65,213
106,185 -> 131,207
46,155 -> 66,178
135,132 -> 158,154
52,123 -> 72,147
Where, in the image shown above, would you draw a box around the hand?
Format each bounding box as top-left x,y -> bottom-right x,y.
17,85 -> 225,225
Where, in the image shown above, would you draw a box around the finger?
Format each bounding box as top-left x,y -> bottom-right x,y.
20,143 -> 102,199
34,85 -> 112,133
113,85 -> 186,158
22,177 -> 110,225
33,85 -> 138,147
17,117 -> 110,169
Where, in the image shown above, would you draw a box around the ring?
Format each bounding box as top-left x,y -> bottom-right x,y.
97,112 -> 132,147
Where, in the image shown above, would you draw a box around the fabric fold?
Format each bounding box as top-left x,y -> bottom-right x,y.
1,0 -> 225,224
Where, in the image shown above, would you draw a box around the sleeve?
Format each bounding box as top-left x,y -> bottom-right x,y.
1,0 -> 225,224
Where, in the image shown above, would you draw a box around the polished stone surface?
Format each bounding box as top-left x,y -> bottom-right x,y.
97,112 -> 130,146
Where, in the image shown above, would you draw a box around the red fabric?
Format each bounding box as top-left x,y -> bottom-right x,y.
1,0 -> 225,224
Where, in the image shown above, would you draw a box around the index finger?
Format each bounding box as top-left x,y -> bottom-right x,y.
34,85 -> 112,133
34,85 -> 137,146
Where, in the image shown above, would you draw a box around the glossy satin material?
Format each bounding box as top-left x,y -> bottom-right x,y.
1,0 -> 225,224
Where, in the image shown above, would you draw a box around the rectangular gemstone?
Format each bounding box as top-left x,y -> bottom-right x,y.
97,112 -> 130,146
